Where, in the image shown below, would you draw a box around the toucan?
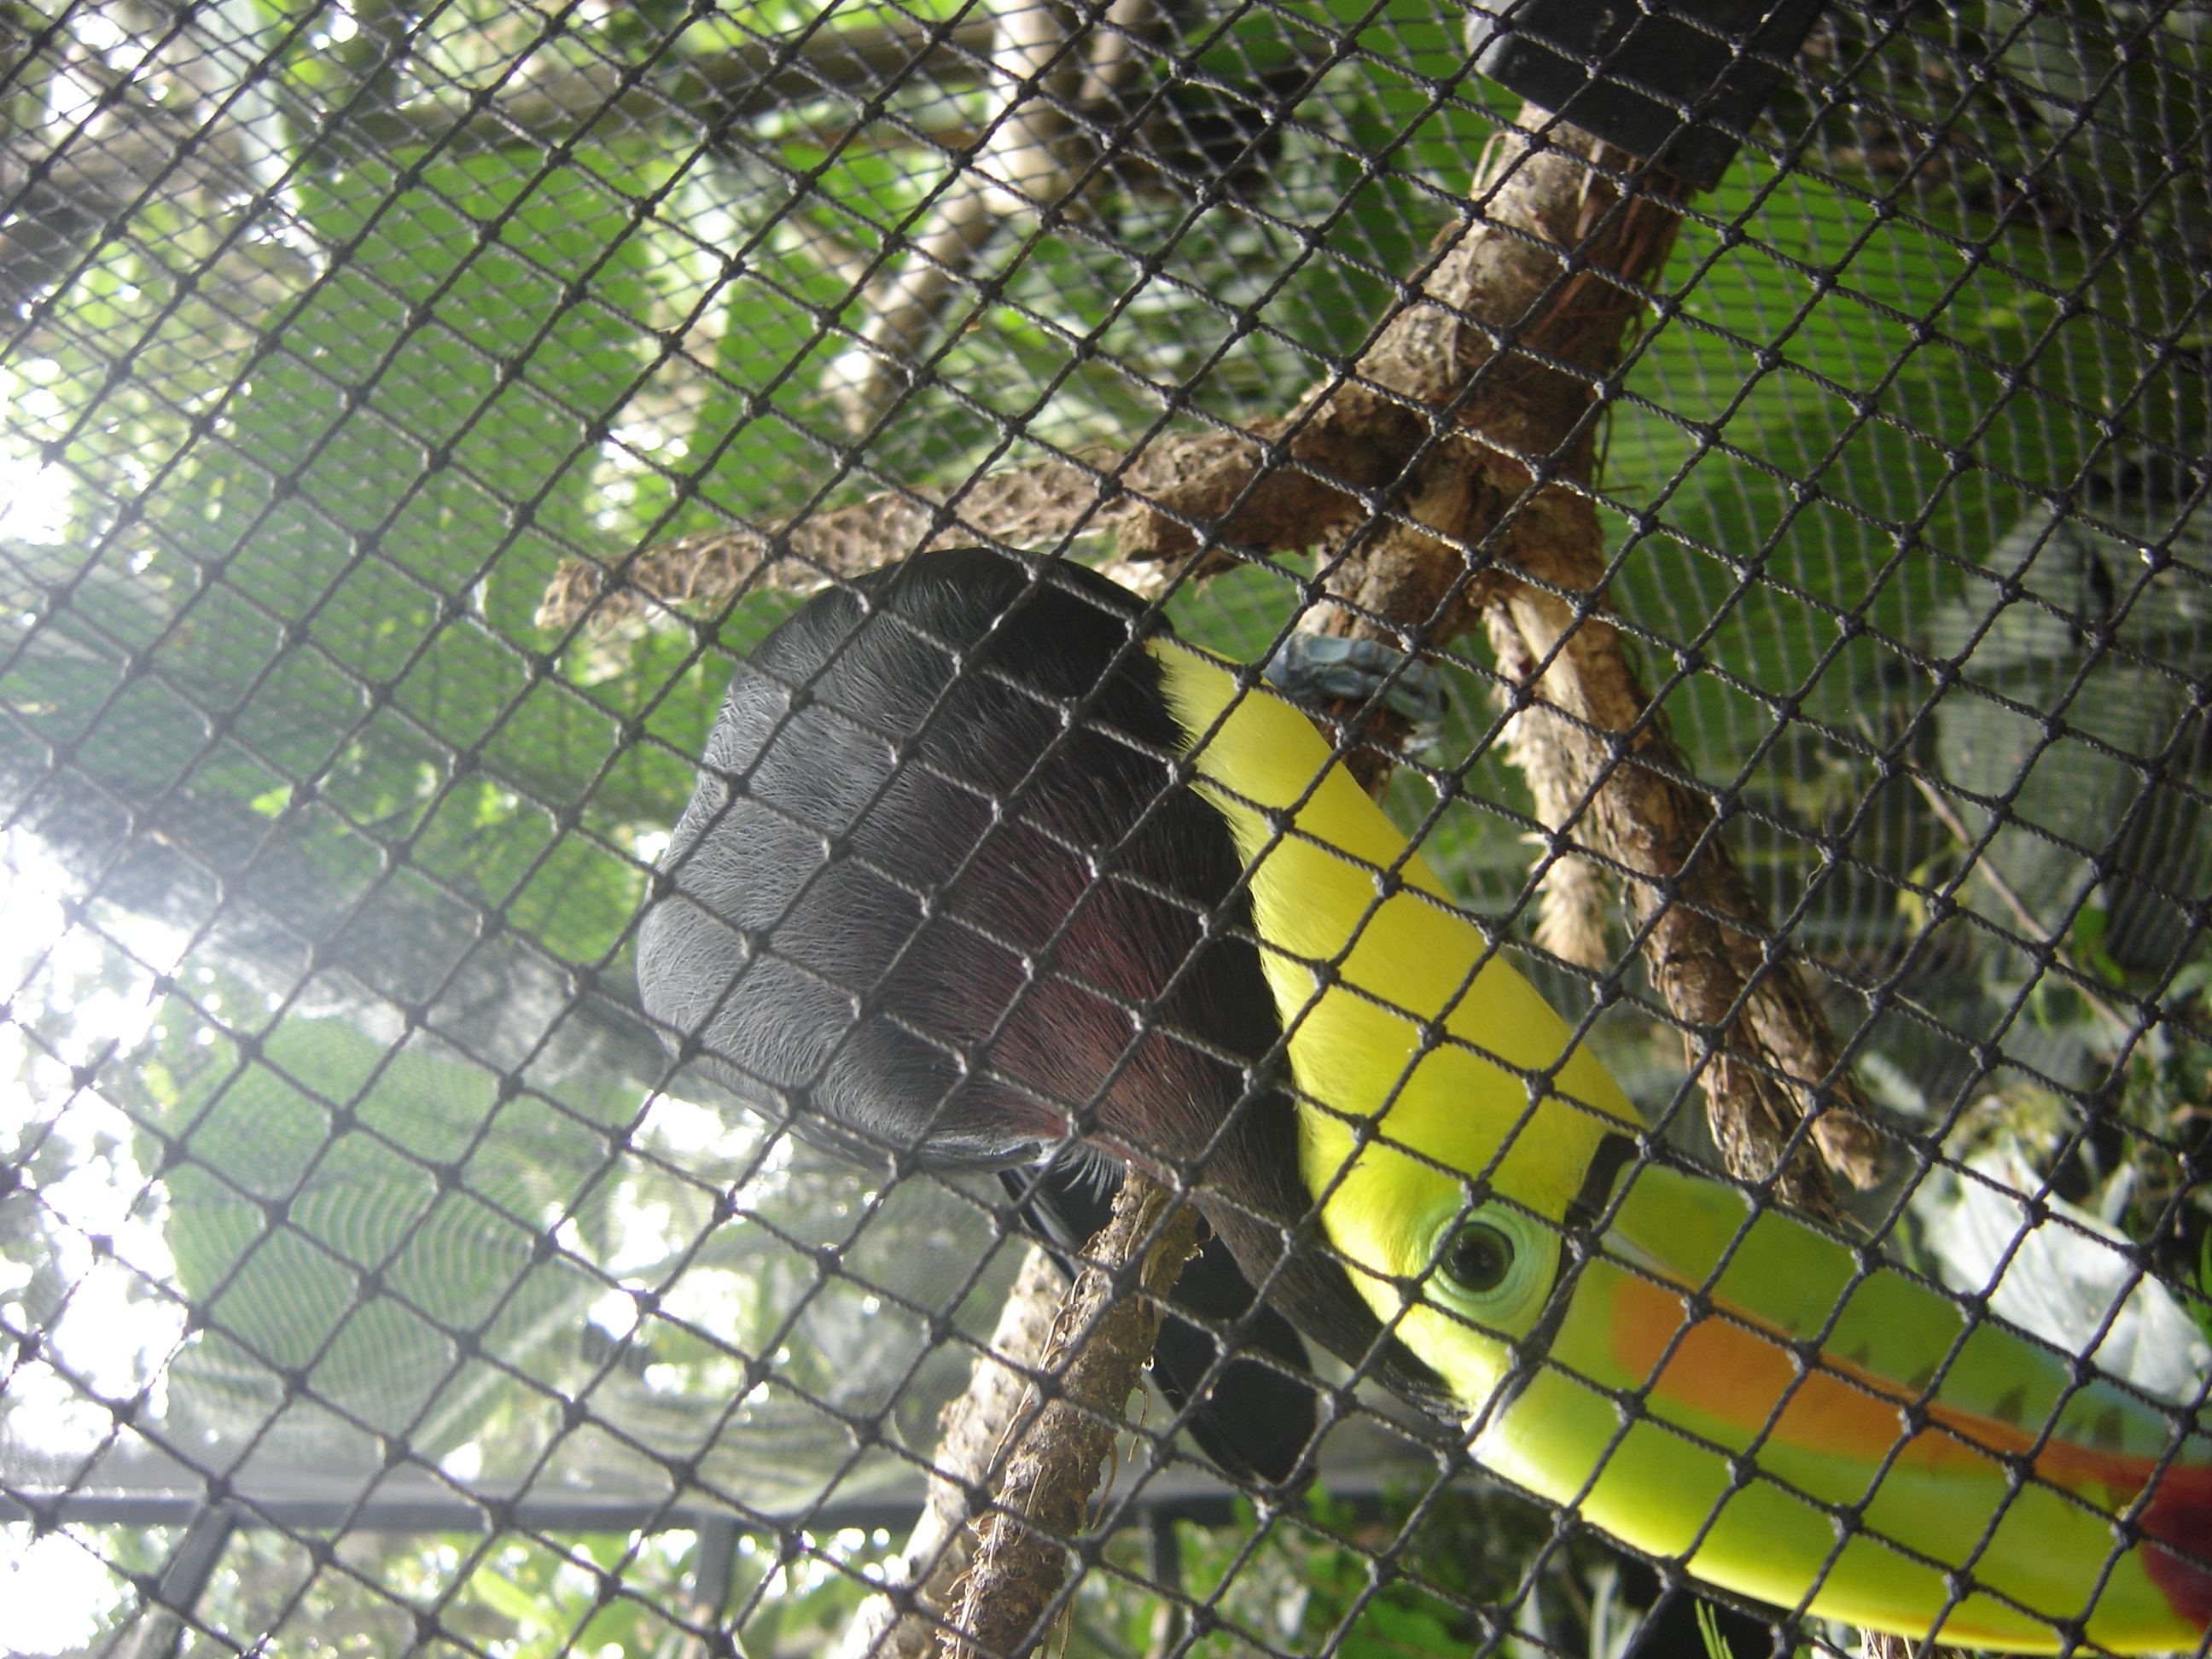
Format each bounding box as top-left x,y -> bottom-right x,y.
638,547 -> 2212,1652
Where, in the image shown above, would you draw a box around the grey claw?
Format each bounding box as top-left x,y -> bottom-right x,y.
1263,634 -> 1449,754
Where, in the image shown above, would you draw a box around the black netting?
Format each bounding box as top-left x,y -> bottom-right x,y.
1,0 -> 2207,1655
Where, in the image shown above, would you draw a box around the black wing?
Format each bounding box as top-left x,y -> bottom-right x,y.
638,547 -> 1452,1417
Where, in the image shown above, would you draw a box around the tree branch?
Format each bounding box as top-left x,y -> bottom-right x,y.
1275,117 -> 1885,1205
834,1245 -> 1065,1659
343,20 -> 998,157
937,1172 -> 1200,1659
530,458 -> 1119,630
823,0 -> 1081,433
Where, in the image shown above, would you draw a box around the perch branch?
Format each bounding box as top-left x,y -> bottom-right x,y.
833,1245 -> 1064,1659
1288,119 -> 1885,1206
937,1172 -> 1202,1659
531,458 -> 1115,629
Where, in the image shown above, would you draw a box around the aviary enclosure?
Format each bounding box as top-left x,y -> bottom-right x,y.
0,0 -> 2206,1655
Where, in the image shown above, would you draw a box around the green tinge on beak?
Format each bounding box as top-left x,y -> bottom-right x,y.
1469,1162 -> 2212,1653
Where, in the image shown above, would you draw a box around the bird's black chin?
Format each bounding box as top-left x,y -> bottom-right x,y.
1190,1088 -> 1459,1422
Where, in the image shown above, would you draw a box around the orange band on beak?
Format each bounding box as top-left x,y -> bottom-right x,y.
1612,1274 -> 2186,1500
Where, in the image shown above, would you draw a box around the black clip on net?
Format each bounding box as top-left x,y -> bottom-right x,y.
1467,0 -> 1826,189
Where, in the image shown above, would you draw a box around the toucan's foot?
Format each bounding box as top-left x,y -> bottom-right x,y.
1264,633 -> 1448,754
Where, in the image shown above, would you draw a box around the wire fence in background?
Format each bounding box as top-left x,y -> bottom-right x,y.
0,0 -> 2207,1654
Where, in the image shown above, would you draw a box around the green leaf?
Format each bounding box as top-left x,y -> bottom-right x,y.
1696,1598 -> 1732,1659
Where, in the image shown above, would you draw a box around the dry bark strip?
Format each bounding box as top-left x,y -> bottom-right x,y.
541,105 -> 1882,1202
936,1173 -> 1201,1659
833,1245 -> 1065,1659
531,460 -> 1115,629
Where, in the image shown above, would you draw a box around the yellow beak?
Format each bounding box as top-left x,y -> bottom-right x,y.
1481,1160 -> 2212,1651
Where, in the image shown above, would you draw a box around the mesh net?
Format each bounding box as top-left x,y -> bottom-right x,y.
1,0 -> 2208,1654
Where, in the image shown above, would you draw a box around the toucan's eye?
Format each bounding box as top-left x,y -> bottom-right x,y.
1444,1221 -> 1515,1294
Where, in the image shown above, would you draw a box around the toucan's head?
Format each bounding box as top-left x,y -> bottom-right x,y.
637,545 -> 1454,1412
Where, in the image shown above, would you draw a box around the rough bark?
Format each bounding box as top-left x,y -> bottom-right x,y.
532,459 -> 1119,629
1482,569 -> 1881,1208
835,1246 -> 1064,1659
937,1172 -> 1201,1659
1266,119 -> 1883,1204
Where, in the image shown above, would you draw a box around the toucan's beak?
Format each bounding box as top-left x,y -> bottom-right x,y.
1145,628 -> 2212,1651
1472,1159 -> 2212,1653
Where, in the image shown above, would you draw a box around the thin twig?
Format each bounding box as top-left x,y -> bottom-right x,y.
1906,771 -> 2130,1037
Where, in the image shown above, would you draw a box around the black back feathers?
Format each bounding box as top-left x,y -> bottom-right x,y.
639,546 -> 1278,1174
637,547 -> 1450,1423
